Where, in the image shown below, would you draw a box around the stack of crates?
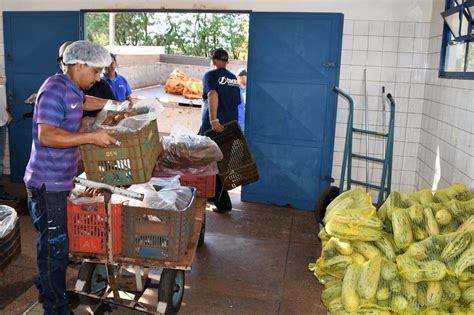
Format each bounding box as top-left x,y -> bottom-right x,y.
68,119 -> 197,262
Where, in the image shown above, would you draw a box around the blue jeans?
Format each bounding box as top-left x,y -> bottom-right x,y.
0,124 -> 7,194
26,185 -> 70,315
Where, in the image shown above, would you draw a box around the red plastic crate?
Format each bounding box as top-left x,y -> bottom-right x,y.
67,201 -> 123,255
179,175 -> 215,198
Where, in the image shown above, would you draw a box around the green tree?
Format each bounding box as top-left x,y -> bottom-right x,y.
86,13 -> 109,45
86,12 -> 249,60
115,13 -> 155,46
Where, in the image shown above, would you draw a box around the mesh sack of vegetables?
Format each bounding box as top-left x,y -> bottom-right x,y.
182,78 -> 203,99
378,184 -> 474,251
310,237 -> 354,282
164,68 -> 187,95
323,189 -> 384,241
331,257 -> 416,314
398,229 -> 474,282
334,258 -> 468,314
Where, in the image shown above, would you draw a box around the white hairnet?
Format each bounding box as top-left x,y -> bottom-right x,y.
62,40 -> 112,68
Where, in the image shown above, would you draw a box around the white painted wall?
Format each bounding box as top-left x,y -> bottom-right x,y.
2,1 -> 471,196
1,0 -> 433,22
414,0 -> 474,190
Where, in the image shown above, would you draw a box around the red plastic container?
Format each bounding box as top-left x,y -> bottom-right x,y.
179,175 -> 215,198
67,201 -> 123,255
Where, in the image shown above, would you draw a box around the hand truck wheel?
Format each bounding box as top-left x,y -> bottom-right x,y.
158,268 -> 185,314
314,186 -> 340,224
76,262 -> 108,305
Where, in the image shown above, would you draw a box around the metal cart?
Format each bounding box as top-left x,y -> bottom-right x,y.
314,87 -> 396,223
70,178 -> 206,314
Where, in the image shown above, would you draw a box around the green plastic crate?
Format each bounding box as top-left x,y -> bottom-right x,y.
80,120 -> 162,185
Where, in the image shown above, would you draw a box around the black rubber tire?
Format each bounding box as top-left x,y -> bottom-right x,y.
158,269 -> 185,315
314,186 -> 340,223
76,262 -> 108,305
197,212 -> 206,248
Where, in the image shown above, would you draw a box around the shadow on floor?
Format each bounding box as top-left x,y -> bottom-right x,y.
1,178 -> 324,314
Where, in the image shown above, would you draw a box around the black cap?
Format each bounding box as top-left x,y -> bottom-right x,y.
237,69 -> 247,76
210,48 -> 229,61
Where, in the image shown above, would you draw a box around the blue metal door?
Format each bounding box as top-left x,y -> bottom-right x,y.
3,11 -> 82,182
242,12 -> 343,210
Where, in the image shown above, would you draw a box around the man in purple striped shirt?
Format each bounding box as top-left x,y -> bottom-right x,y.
24,40 -> 117,315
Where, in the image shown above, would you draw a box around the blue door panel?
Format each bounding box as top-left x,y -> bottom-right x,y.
4,11 -> 81,182
244,141 -> 321,209
248,17 -> 333,83
246,81 -> 328,145
11,74 -> 48,118
242,12 -> 343,210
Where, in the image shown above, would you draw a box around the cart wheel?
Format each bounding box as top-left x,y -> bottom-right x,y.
76,262 -> 108,305
314,186 -> 340,223
158,269 -> 185,314
197,212 -> 206,248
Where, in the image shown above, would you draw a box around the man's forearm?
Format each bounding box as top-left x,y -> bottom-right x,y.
84,95 -> 116,111
38,124 -> 94,148
208,91 -> 219,121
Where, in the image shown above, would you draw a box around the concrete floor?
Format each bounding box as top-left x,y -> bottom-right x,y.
0,177 -> 325,314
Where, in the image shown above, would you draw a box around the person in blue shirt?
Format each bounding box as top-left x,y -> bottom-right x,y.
237,69 -> 247,131
200,48 -> 241,213
101,54 -> 133,103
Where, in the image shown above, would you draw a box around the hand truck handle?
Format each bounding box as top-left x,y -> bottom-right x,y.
333,86 -> 354,112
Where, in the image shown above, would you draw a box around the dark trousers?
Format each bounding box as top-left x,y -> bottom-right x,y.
199,126 -> 232,211
209,175 -> 232,211
26,185 -> 70,315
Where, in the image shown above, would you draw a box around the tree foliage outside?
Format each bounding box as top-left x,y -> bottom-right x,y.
86,12 -> 249,60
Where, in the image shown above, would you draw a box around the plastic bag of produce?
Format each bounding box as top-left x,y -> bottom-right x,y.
159,134 -> 223,168
154,160 -> 219,177
69,185 -> 105,204
143,187 -> 194,211
92,98 -> 164,133
0,205 -> 18,239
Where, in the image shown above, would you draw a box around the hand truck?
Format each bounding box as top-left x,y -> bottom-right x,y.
70,177 -> 205,314
314,87 -> 396,223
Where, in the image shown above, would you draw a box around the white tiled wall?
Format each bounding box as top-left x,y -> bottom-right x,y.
414,0 -> 474,191
332,19 -> 430,194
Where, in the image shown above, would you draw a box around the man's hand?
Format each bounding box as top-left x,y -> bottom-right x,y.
90,129 -> 117,147
6,112 -> 12,125
211,119 -> 224,133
